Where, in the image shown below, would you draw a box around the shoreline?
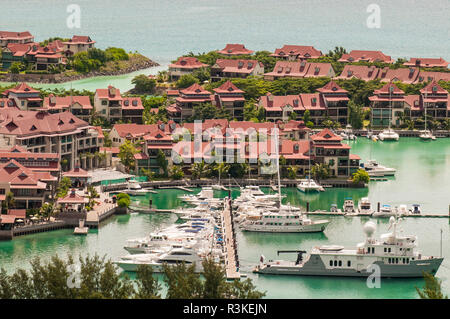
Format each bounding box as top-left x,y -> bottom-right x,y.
0,55 -> 160,85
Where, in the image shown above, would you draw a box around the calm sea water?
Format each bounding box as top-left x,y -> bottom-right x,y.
0,138 -> 449,298
1,0 -> 449,91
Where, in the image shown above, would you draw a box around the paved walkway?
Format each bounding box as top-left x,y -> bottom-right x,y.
222,199 -> 240,280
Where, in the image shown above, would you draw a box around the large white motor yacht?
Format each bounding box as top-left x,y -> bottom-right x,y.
362,159 -> 396,177
378,129 -> 399,141
297,178 -> 323,193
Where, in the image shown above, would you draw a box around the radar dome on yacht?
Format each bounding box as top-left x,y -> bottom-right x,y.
363,221 -> 376,237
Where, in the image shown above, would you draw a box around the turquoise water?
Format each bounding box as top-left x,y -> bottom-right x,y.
0,138 -> 449,298
1,0 -> 449,91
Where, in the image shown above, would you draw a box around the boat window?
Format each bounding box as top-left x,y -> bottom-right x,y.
330,260 -> 333,266
334,260 -> 337,266
396,258 -> 399,264
347,260 -> 351,267
338,261 -> 342,267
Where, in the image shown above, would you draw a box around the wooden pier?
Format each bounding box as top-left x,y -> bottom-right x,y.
222,198 -> 241,280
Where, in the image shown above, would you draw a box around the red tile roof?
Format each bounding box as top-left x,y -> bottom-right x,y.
57,190 -> 88,204
310,128 -> 342,142
217,44 -> 254,56
377,67 -> 420,84
213,81 -> 245,94
179,83 -> 211,95
96,86 -> 122,100
404,58 -> 448,68
44,94 -> 92,110
63,35 -> 95,45
271,45 -> 322,59
420,80 -> 448,95
0,31 -> 33,40
0,159 -> 47,189
338,50 -> 394,63
0,109 -> 89,137
264,61 -> 333,78
316,81 -> 348,94
169,57 -> 208,69
122,97 -> 144,110
213,59 -> 262,74
63,166 -> 90,178
3,82 -> 40,95
373,82 -> 405,95
7,209 -> 26,219
414,71 -> 450,83
335,65 -> 379,81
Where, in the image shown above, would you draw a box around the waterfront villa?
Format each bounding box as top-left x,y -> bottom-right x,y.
211,81 -> 246,120
0,109 -> 101,170
1,42 -> 65,71
403,58 -> 449,69
263,61 -> 335,80
43,94 -> 93,121
94,86 -> 144,123
338,50 -> 394,64
109,122 -> 179,147
2,82 -> 42,110
404,81 -> 450,121
377,67 -> 420,84
369,82 -> 406,127
210,59 -> 264,81
168,57 -> 208,81
217,44 -> 254,56
270,45 -> 322,60
259,81 -> 348,124
62,35 -> 96,56
0,31 -> 34,47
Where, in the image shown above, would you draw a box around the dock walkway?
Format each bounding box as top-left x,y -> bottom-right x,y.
222,199 -> 240,280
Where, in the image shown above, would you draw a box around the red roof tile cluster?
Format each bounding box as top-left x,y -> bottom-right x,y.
338,50 -> 394,63
420,80 -> 447,95
271,45 -> 322,59
260,92 -> 328,112
213,81 -> 245,94
217,44 -> 254,56
335,65 -> 379,81
310,128 -> 343,142
3,82 -> 40,96
63,35 -> 95,45
63,166 -> 90,178
122,97 -> 144,110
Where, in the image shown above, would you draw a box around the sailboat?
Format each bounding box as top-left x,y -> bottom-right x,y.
419,87 -> 436,141
297,132 -> 323,193
378,85 -> 399,141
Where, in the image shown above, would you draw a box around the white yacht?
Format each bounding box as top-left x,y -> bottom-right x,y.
357,198 -> 373,216
239,211 -> 330,233
372,204 -> 395,218
419,130 -> 436,141
342,198 -> 356,214
378,128 -> 399,141
297,178 -> 323,193
340,124 -> 356,140
125,180 -> 148,196
362,159 -> 396,177
115,246 -> 207,272
254,217 -> 443,278
178,187 -> 223,206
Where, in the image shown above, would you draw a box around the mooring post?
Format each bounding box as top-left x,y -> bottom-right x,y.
149,199 -> 152,209
377,202 -> 380,212
306,202 -> 310,213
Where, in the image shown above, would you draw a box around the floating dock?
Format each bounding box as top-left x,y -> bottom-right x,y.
306,211 -> 449,218
222,199 -> 241,280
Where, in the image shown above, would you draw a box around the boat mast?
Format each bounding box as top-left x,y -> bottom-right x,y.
424,87 -> 427,132
274,125 -> 282,204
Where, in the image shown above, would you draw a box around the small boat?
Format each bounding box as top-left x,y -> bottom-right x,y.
125,180 -> 148,196
361,159 -> 396,177
410,204 -> 421,215
378,129 -> 399,141
357,197 -> 373,216
419,130 -> 435,141
297,178 -> 322,193
372,204 -> 396,218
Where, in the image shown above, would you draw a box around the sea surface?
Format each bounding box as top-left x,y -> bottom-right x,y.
1,0 -> 449,91
0,137 -> 449,298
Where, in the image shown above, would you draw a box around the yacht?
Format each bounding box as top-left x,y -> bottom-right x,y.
378,128 -> 399,141
179,187 -> 223,206
372,204 -> 395,218
340,124 -> 356,140
410,204 -> 421,215
357,198 -> 373,216
419,130 -> 436,141
342,198 -> 356,214
239,211 -> 330,233
115,246 -> 207,272
254,217 -> 443,277
297,178 -> 323,193
125,180 -> 148,196
361,159 -> 396,177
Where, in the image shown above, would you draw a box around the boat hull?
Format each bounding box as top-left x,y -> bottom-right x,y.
255,257 -> 443,278
241,220 -> 329,233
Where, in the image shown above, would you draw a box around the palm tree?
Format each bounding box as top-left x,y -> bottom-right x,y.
286,165 -> 298,179
310,163 -> 330,183
4,191 -> 15,211
214,162 -> 230,185
191,161 -> 210,180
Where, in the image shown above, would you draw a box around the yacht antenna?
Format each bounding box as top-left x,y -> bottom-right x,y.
440,228 -> 443,258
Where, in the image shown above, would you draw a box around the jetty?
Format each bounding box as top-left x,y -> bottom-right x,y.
222,198 -> 241,280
